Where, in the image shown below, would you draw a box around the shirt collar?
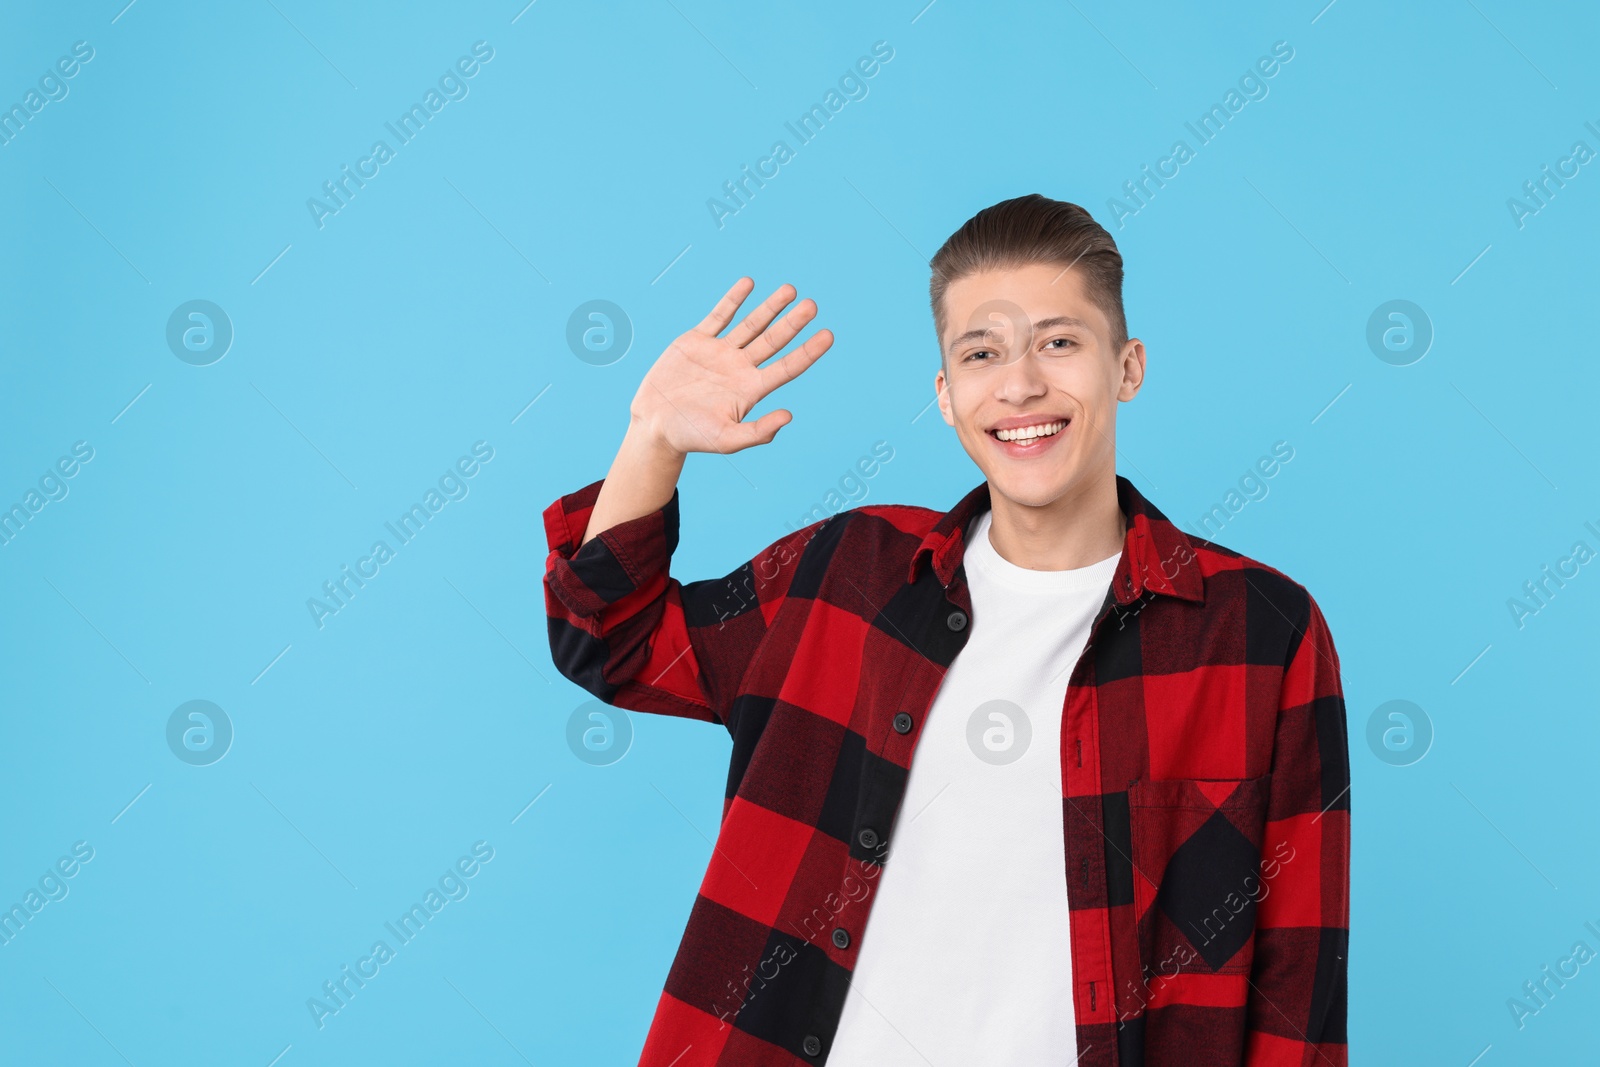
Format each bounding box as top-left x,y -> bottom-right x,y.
906,474 -> 1206,605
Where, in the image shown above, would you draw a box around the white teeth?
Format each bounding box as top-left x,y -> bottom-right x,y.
994,420 -> 1067,442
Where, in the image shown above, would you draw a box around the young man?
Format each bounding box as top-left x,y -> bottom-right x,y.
542,194 -> 1349,1067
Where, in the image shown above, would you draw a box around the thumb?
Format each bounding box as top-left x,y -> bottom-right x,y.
734,409 -> 792,450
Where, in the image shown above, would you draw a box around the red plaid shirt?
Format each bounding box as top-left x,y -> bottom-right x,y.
542,473 -> 1350,1067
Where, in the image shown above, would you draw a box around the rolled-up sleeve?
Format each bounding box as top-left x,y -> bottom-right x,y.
542,477 -> 825,728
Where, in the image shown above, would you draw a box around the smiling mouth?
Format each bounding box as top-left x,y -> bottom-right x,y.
987,418 -> 1069,443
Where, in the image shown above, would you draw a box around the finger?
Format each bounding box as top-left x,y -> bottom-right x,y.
744,297 -> 817,364
754,328 -> 833,398
727,409 -> 792,452
692,277 -> 756,337
723,283 -> 798,348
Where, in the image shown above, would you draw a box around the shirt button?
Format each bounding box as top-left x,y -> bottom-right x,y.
946,609 -> 968,631
858,827 -> 878,849
1122,575 -> 1133,590
893,712 -> 914,734
803,1035 -> 822,1057
832,927 -> 851,949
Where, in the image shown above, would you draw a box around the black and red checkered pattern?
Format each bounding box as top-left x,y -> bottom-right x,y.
542,473 -> 1350,1067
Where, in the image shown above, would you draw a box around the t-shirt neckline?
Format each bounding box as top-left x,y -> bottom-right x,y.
964,508 -> 1122,595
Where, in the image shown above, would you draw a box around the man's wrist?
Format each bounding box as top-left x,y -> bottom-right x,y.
620,416 -> 688,469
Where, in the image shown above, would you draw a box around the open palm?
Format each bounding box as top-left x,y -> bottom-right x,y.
630,278 -> 834,455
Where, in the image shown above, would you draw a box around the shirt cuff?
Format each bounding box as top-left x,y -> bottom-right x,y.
541,476 -> 681,620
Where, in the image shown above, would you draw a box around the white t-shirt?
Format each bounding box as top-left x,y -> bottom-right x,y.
827,506 -> 1121,1066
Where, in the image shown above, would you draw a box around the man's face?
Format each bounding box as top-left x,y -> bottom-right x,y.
934,262 -> 1145,509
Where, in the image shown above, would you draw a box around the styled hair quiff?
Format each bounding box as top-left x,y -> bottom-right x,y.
929,194 -> 1127,367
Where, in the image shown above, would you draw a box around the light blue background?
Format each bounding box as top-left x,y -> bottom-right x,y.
3,1 -> 1597,1063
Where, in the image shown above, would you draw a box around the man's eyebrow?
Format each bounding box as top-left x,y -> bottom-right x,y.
1032,315 -> 1092,333
944,315 -> 1093,354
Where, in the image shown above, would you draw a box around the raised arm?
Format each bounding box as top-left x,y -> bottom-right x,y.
544,277 -> 834,726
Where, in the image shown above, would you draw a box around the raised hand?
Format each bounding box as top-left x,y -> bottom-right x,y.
629,277 -> 834,456
578,278 -> 834,547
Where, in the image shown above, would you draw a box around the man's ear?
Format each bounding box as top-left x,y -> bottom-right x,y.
934,368 -> 955,426
1116,338 -> 1147,402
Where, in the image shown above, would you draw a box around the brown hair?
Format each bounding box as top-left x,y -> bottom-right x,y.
929,193 -> 1126,366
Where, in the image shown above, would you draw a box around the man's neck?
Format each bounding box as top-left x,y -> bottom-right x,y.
983,473 -> 1125,572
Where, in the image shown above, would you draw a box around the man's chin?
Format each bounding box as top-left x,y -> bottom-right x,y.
981,463 -> 1083,510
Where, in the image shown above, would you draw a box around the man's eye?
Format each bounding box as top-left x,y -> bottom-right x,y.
964,350 -> 995,362
1046,338 -> 1076,350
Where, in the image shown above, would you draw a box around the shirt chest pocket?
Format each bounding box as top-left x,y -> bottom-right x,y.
1128,774 -> 1272,976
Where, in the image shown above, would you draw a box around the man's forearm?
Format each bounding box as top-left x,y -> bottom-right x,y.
579,420 -> 688,549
